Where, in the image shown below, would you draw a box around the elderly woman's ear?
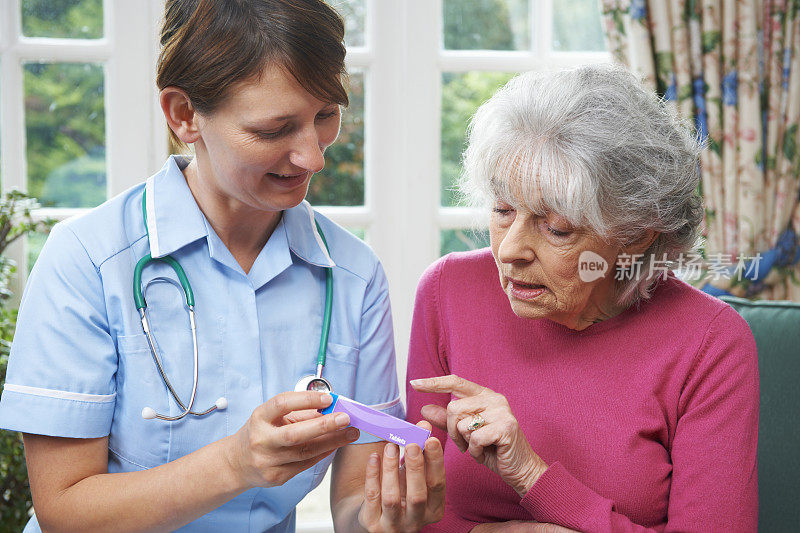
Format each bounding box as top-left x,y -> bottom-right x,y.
618,230 -> 660,258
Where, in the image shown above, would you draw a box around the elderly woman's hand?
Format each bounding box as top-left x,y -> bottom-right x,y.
410,375 -> 548,497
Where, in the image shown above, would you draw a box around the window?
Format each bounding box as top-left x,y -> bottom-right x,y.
1,0 -> 159,287
0,1 -> 608,530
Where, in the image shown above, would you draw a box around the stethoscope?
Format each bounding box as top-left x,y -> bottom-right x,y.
135,190 -> 335,422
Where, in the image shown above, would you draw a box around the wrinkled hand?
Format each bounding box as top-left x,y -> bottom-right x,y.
228,391 -> 359,489
471,521 -> 579,532
358,421 -> 445,532
411,375 -> 547,497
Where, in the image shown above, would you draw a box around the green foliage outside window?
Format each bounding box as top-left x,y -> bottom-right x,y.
0,306 -> 28,533
307,72 -> 366,206
441,229 -> 490,256
24,62 -> 106,209
441,72 -> 517,207
0,192 -> 56,532
21,0 -> 103,39
443,0 -> 528,50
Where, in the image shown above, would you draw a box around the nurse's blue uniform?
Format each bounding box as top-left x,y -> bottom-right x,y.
0,156 -> 403,532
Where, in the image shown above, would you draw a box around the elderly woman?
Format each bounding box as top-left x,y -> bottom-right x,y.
407,65 -> 758,532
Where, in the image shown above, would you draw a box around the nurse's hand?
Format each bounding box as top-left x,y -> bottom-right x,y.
357,424 -> 446,532
411,375 -> 548,498
228,391 -> 359,489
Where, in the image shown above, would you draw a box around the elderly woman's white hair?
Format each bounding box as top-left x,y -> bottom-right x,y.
460,64 -> 704,306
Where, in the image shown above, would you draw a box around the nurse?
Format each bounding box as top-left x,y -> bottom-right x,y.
0,0 -> 444,531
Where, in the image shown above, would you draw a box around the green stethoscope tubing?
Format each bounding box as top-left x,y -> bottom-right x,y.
317,227 -> 333,369
134,191 -> 333,421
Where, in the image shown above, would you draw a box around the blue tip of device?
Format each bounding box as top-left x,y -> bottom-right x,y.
319,393 -> 339,415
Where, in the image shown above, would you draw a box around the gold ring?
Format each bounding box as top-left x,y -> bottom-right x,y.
467,413 -> 485,431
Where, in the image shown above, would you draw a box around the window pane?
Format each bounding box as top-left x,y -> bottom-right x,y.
441,71 -> 515,206
308,70 -> 364,207
441,229 -> 490,256
330,0 -> 366,48
21,0 -> 103,39
443,0 -> 529,51
552,0 -> 605,51
24,63 -> 106,208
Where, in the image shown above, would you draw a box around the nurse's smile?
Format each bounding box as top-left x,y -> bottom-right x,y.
266,171 -> 310,189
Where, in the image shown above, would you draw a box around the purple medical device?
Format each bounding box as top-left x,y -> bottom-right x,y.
320,393 -> 430,448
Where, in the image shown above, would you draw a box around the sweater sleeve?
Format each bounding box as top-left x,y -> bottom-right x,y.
665,305 -> 758,531
519,305 -> 759,533
406,258 -> 450,447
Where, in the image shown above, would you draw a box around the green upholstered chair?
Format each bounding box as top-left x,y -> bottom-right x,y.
720,296 -> 800,532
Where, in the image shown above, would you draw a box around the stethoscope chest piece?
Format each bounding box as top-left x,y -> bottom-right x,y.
294,374 -> 333,393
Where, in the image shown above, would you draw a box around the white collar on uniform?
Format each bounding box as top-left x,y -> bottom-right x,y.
144,155 -> 335,268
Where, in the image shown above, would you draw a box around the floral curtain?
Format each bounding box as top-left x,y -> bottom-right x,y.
600,0 -> 800,300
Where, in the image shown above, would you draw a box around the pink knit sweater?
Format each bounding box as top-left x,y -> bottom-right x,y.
406,249 -> 758,533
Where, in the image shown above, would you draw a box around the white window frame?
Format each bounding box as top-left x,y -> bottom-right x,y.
0,0 -> 609,530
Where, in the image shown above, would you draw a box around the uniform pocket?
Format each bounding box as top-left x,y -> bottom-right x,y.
110,333 -> 170,469
317,342 -> 359,397
116,333 -> 150,354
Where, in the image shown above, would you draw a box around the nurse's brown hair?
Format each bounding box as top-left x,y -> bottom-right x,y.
157,0 -> 349,148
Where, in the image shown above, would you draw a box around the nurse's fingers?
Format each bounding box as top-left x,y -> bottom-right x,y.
279,424 -> 359,462
282,408 -> 323,425
423,437 -> 446,517
403,443 -> 427,526
275,410 -> 351,450
381,444 -> 403,524
261,391 -> 333,423
359,453 -> 383,527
